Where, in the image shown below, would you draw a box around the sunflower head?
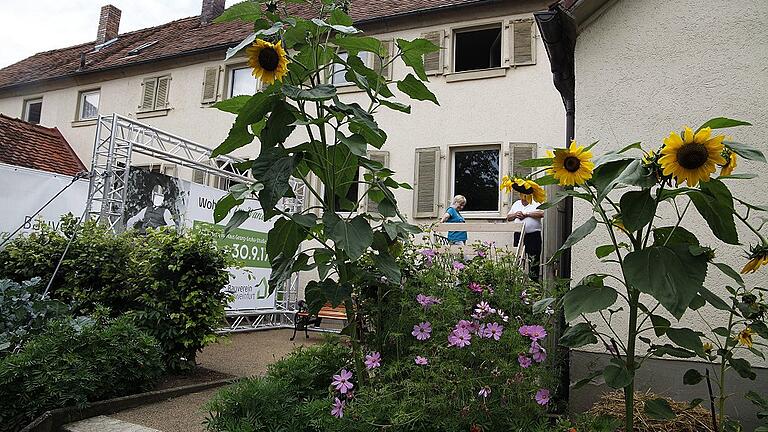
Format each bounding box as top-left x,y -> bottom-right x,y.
658,126 -> 726,187
505,177 -> 546,203
720,149 -> 737,177
500,175 -> 513,193
702,342 -> 714,354
548,141 -> 594,186
741,244 -> 768,274
735,327 -> 755,348
246,39 -> 290,85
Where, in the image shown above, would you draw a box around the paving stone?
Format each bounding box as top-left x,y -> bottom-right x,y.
62,415 -> 162,432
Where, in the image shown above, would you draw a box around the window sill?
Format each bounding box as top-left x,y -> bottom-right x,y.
445,67 -> 507,83
136,108 -> 171,119
71,118 -> 97,128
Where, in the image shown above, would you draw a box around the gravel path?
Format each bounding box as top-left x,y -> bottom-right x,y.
112,329 -> 324,432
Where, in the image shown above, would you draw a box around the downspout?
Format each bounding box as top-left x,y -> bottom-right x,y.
534,2 -> 577,405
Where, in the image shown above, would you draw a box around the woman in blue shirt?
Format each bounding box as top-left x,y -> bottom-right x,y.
439,195 -> 468,245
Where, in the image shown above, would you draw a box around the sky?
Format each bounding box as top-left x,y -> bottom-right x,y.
0,0 -> 238,68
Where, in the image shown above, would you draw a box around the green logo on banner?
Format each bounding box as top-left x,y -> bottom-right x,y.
193,221 -> 269,268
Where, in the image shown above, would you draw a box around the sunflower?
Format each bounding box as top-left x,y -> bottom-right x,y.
500,175 -> 514,193
658,126 -> 726,187
735,327 -> 755,348
510,177 -> 547,203
549,141 -> 594,186
702,342 -> 714,354
741,244 -> 768,273
720,150 -> 737,177
246,39 -> 289,84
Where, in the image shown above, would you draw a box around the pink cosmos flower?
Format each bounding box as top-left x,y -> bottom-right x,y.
483,322 -> 504,341
468,282 -> 484,293
518,354 -> 532,368
416,294 -> 441,310
332,369 -> 354,394
448,328 -> 472,348
530,342 -> 547,363
364,352 -> 381,369
473,301 -> 496,319
535,388 -> 550,406
475,249 -> 486,257
454,319 -> 475,332
452,261 -> 465,270
477,323 -> 487,337
414,356 -> 428,365
412,322 -> 432,341
518,324 -> 547,341
419,249 -> 437,265
478,386 -> 491,398
331,397 -> 345,418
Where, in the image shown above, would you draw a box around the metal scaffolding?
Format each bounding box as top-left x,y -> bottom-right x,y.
86,113 -> 304,331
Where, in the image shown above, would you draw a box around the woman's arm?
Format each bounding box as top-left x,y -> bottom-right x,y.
439,212 -> 451,223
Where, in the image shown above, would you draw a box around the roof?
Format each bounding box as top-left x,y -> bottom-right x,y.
0,0 -> 493,91
0,114 -> 87,176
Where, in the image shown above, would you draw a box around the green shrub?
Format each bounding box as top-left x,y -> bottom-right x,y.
0,278 -> 69,356
205,339 -> 351,432
0,317 -> 163,431
0,219 -> 230,371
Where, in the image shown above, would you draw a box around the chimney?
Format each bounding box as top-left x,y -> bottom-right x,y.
201,0 -> 226,25
96,5 -> 121,44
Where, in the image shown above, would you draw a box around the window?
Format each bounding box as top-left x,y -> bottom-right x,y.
451,146 -> 500,212
23,98 -> 42,124
136,164 -> 176,177
139,76 -> 171,112
77,90 -> 100,120
453,25 -> 502,72
331,51 -> 369,85
229,66 -> 260,98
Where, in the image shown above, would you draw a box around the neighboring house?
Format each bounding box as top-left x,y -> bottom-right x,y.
541,0 -> 767,426
0,114 -> 86,176
0,0 -> 565,244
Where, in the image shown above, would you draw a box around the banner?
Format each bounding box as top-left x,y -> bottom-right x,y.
0,163 -> 89,244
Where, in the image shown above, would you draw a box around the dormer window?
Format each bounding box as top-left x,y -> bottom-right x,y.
127,41 -> 158,56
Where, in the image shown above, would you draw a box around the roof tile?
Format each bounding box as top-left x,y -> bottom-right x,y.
0,115 -> 87,176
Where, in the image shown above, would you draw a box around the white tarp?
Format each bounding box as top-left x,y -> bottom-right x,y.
0,163 -> 89,244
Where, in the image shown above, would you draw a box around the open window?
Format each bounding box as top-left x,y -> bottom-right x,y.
450,145 -> 501,214
77,89 -> 100,120
453,25 -> 502,72
228,66 -> 260,98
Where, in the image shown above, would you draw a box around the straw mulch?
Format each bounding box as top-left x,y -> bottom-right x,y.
588,390 -> 716,432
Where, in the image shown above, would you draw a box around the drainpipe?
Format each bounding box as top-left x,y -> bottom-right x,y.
534,2 -> 577,405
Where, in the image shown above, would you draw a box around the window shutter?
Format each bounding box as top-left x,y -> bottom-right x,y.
155,76 -> 171,109
413,147 -> 441,218
365,150 -> 390,214
192,169 -> 207,185
201,67 -> 220,103
421,30 -> 444,75
511,20 -> 536,66
140,78 -> 156,111
372,39 -> 394,81
509,142 -> 537,178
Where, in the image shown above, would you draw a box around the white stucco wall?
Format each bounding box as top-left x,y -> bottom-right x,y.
572,0 -> 768,366
0,7 -> 564,235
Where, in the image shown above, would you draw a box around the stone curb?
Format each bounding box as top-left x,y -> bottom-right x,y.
21,378 -> 238,432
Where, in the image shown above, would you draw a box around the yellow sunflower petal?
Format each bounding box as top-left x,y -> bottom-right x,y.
694,127 -> 712,143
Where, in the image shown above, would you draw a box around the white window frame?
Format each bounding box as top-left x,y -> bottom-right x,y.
329,51 -> 372,87
76,89 -> 100,121
448,143 -> 503,218
451,22 -> 505,74
22,97 -> 43,124
226,64 -> 262,99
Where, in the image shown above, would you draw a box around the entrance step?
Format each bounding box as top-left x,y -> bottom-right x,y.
62,415 -> 162,432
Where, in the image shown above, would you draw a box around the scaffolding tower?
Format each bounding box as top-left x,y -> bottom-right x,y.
86,113 -> 304,331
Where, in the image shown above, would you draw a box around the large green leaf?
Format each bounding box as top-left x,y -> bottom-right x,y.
336,132 -> 367,157
379,99 -> 411,113
603,360 -> 632,389
653,344 -> 696,358
212,95 -> 251,114
305,280 -> 352,314
698,287 -> 734,312
559,322 -> 597,348
330,215 -> 373,260
260,100 -> 296,148
234,89 -> 277,129
666,328 -> 705,357
214,193 -> 244,223
724,140 -> 766,163
620,189 -> 657,232
224,210 -> 250,235
344,54 -> 394,98
397,74 -> 439,105
563,280 -> 618,321
267,218 -> 306,263
372,250 -> 401,282
644,398 -> 676,420
282,84 -> 337,101
683,369 -> 704,385
697,117 -> 752,131
334,35 -> 384,56
258,155 -> 300,219
729,357 -> 756,380
689,179 -> 738,245
652,226 -> 699,247
712,262 -> 744,287
215,2 -> 263,23
592,159 -> 633,198
212,124 -> 254,158
396,38 -> 440,81
649,314 -> 671,336
623,244 -> 708,319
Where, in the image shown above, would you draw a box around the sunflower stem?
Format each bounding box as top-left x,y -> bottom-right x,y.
735,212 -> 768,245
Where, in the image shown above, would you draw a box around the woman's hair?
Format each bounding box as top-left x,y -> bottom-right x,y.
452,195 -> 467,206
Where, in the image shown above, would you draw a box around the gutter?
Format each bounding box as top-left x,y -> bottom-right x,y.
534,1 -> 578,403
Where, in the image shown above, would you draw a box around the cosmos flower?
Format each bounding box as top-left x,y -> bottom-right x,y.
331,397 -> 345,418
412,322 -> 433,341
331,369 -> 354,394
364,352 -> 381,369
414,356 -> 429,365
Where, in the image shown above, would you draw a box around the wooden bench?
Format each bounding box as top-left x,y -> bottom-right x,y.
290,300 -> 347,340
